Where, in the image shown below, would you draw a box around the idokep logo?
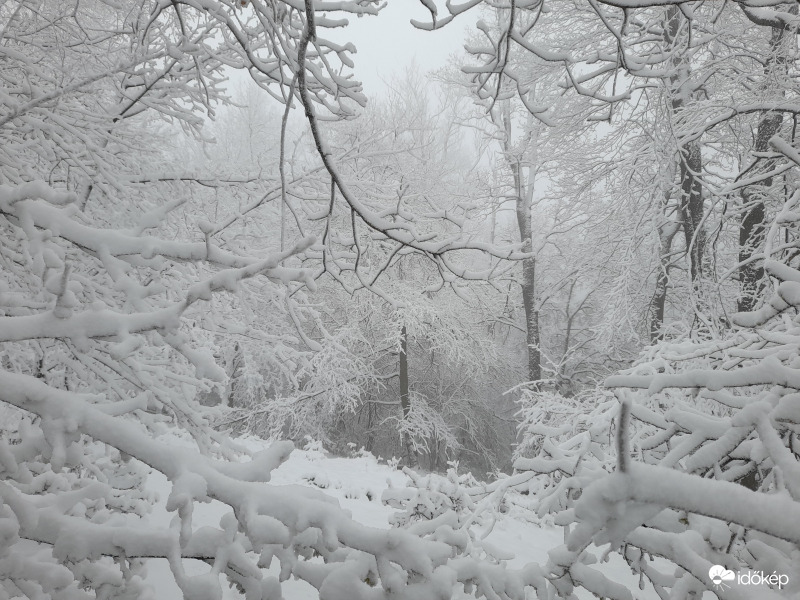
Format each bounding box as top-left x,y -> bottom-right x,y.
708,565 -> 735,590
708,565 -> 790,591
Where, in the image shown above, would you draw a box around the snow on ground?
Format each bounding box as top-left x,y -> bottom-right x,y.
140,432 -> 671,599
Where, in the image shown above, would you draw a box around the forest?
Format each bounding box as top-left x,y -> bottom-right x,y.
1,0 -> 800,598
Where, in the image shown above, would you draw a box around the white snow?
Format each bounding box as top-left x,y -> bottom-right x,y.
136,432 -> 671,600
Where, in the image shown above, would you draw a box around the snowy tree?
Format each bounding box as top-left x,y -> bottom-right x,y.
438,0 -> 800,341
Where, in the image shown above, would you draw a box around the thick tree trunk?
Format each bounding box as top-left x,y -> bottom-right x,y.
738,187 -> 769,313
503,103 -> 541,387
647,7 -> 703,339
665,6 -> 706,284
738,23 -> 790,312
515,175 -> 540,386
650,217 -> 679,343
677,143 -> 705,282
398,324 -> 416,466
365,401 -> 375,453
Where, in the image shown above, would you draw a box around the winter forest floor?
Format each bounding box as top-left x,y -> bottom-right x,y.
141,431 -> 702,600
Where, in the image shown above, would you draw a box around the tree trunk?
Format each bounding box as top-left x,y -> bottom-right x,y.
515,184 -> 540,385
226,342 -> 243,408
503,104 -> 541,386
677,142 -> 705,282
665,6 -> 706,284
738,23 -> 791,312
365,401 -> 376,453
518,233 -> 540,385
398,324 -> 416,466
650,191 -> 680,343
738,191 -> 769,313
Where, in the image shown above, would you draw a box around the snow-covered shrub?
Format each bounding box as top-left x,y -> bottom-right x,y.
383,467 -> 476,527
510,388 -> 618,521
382,466 -> 519,572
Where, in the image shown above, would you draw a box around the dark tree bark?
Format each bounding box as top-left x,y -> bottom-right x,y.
738,178 -> 770,313
646,8 -> 705,340
738,22 -> 792,312
677,143 -> 706,282
665,6 -> 706,284
650,214 -> 680,343
398,324 -> 416,466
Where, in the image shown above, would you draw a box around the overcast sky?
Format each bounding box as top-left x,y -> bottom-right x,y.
329,2 -> 478,99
